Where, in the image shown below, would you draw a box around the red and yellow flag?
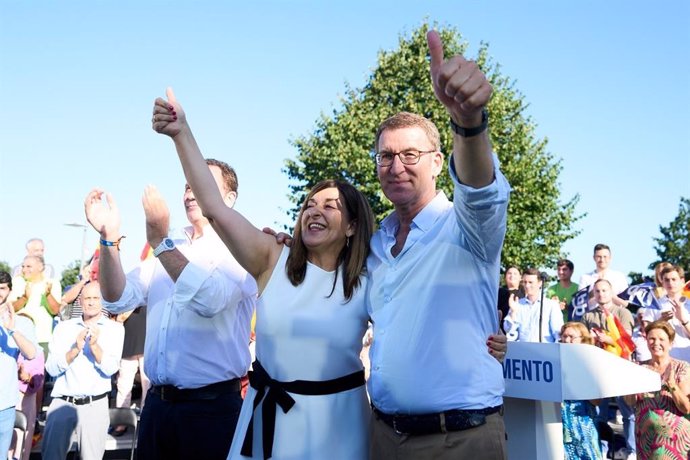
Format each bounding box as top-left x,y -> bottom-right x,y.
602,313 -> 635,360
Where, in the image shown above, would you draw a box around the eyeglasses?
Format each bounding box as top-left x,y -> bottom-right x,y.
375,149 -> 436,166
561,335 -> 582,341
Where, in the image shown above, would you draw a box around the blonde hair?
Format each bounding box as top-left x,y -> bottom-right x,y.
561,321 -> 594,345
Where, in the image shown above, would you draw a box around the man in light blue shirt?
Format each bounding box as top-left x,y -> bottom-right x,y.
0,270 -> 37,455
503,267 -> 563,343
367,31 -> 510,459
42,282 -> 124,460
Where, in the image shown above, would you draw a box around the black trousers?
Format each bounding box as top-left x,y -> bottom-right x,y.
137,387 -> 243,460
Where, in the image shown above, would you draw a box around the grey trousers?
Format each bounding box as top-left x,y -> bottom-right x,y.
41,396 -> 109,460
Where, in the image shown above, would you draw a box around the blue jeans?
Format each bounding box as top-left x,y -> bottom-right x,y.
0,406 -> 15,456
616,395 -> 635,454
596,397 -> 635,454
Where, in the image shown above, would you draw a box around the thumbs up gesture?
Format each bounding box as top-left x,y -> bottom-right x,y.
152,87 -> 185,138
427,30 -> 492,128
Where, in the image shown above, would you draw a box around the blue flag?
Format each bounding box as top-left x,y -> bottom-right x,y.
569,286 -> 592,321
618,282 -> 662,310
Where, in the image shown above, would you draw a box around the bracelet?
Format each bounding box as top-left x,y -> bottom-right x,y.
683,320 -> 689,326
100,236 -> 126,251
8,329 -> 15,337
664,383 -> 677,393
450,109 -> 489,137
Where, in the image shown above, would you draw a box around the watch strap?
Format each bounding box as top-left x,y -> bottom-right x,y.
450,109 -> 489,138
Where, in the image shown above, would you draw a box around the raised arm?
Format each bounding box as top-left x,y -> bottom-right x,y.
152,88 -> 280,285
84,189 -> 127,302
428,30 -> 494,188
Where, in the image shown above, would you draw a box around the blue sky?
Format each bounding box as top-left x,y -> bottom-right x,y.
1,1 -> 688,284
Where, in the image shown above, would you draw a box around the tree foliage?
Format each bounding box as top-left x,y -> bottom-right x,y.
283,22 -> 583,270
649,197 -> 690,270
0,261 -> 10,275
60,260 -> 81,290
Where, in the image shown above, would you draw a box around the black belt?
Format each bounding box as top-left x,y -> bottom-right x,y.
58,392 -> 109,406
241,360 -> 365,460
150,378 -> 241,402
373,404 -> 502,436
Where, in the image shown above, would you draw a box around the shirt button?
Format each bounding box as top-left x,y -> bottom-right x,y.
384,296 -> 391,303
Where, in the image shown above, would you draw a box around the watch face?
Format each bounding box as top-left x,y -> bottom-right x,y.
154,238 -> 175,257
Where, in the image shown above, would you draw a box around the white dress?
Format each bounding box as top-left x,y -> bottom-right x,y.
228,247 -> 370,460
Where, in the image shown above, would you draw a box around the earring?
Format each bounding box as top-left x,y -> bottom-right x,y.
346,237 -> 350,248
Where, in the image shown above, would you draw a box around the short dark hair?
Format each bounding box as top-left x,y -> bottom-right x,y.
556,259 -> 574,271
205,158 -> 238,194
523,267 -> 540,277
593,278 -> 612,288
504,265 -> 521,275
0,270 -> 11,290
593,243 -> 610,254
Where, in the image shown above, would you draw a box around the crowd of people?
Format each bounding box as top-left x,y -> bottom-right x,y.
1,28 -> 688,460
503,251 -> 690,460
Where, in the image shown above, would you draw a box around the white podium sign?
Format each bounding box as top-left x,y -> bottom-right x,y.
503,342 -> 660,460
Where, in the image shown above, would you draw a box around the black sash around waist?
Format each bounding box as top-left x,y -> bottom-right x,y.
240,360 -> 365,460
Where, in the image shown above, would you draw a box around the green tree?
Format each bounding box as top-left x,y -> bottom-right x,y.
60,260 -> 81,290
0,261 -> 10,275
627,271 -> 648,286
284,22 -> 583,269
649,197 -> 690,270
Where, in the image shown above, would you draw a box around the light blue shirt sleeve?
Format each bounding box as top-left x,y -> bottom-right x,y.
449,153 -> 511,263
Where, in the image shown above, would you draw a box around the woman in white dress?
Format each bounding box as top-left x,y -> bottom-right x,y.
153,88 -> 374,460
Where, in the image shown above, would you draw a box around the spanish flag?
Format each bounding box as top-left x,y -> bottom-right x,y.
603,311 -> 636,360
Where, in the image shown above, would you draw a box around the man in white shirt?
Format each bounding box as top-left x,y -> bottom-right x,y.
42,282 -> 124,460
643,265 -> 690,361
504,268 -> 563,343
84,158 -> 256,460
579,243 -> 629,306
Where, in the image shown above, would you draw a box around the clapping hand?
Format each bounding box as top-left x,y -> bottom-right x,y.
671,299 -> 689,325
87,325 -> 100,345
76,328 -> 88,351
142,185 -> 171,245
84,189 -> 122,240
2,304 -> 15,330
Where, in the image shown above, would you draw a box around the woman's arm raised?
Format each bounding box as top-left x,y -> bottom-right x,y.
152,87 -> 280,285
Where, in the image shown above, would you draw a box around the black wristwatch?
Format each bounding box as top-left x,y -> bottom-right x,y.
450,109 -> 489,137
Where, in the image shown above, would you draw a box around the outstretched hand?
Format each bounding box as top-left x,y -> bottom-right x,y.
84,188 -> 121,239
427,30 -> 492,127
152,87 -> 185,138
